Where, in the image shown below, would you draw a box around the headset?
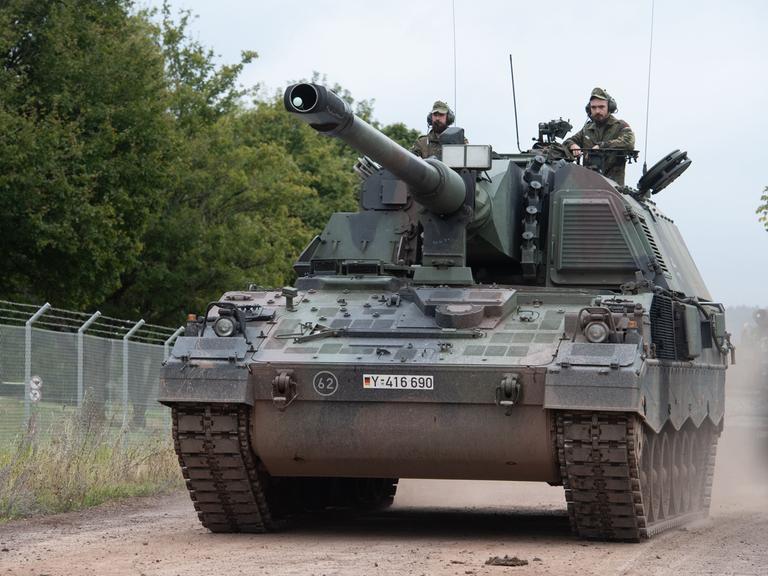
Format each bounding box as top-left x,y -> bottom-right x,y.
585,90 -> 617,117
427,106 -> 455,127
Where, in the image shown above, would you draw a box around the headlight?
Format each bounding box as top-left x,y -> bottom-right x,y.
584,321 -> 609,343
213,316 -> 236,337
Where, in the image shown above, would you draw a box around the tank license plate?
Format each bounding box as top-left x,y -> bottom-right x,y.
363,374 -> 434,390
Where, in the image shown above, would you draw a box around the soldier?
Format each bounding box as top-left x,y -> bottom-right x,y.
564,87 -> 635,185
411,100 -> 455,158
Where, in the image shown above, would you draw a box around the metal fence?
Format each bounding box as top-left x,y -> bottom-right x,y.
0,301 -> 183,439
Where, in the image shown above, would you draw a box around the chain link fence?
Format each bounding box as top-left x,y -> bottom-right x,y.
0,301 -> 183,440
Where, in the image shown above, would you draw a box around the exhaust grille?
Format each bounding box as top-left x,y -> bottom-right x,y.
650,294 -> 689,360
650,295 -> 676,359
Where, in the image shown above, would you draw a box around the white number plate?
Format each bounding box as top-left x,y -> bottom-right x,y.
363,374 -> 434,390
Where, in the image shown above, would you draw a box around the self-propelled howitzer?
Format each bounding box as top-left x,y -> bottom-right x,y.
160,83 -> 732,541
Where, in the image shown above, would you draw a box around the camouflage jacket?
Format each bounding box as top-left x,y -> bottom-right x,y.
411,129 -> 442,159
563,115 -> 635,185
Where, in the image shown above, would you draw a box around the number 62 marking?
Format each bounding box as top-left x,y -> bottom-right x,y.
312,371 -> 339,397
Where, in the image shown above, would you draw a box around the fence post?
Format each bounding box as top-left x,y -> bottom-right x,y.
162,326 -> 185,433
122,319 -> 145,429
164,326 -> 185,362
77,311 -> 101,407
24,303 -> 51,424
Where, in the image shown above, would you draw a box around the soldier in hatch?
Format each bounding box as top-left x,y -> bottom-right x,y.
564,87 -> 636,185
411,100 -> 455,158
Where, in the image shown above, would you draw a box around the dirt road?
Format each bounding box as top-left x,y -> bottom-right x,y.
2,365 -> 766,576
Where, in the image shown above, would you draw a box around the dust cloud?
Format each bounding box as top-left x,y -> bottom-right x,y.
712,357 -> 768,513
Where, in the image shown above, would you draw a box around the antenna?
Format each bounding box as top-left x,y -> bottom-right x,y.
642,0 -> 656,174
452,0 -> 458,118
509,54 -> 522,153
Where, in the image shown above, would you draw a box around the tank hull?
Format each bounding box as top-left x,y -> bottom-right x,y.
160,285 -> 726,540
162,355 -> 724,482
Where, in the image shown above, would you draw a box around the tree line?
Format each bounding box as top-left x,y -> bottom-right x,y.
0,0 -> 419,325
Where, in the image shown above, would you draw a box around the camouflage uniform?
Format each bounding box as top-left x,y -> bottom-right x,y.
564,89 -> 635,185
411,100 -> 452,159
411,129 -> 443,158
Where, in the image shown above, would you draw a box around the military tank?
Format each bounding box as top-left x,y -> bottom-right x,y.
159,83 -> 733,541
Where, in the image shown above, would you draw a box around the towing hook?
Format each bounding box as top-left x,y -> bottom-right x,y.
272,370 -> 298,411
495,374 -> 521,415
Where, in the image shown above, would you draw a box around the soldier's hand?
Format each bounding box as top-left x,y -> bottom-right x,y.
592,144 -> 600,149
569,144 -> 582,158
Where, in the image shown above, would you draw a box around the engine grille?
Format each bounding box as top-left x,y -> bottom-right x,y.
559,200 -> 635,270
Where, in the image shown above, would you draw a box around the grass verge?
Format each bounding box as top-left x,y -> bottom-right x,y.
0,408 -> 183,520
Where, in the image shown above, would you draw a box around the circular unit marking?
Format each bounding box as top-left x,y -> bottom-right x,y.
312,371 -> 339,397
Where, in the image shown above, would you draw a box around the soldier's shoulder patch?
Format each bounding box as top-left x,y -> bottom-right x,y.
618,119 -> 631,129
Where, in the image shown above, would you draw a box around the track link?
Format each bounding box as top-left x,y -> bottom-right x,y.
556,412 -> 719,541
172,404 -> 277,533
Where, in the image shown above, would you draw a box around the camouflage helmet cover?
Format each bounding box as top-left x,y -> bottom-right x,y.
590,87 -> 611,102
587,87 -> 617,113
431,100 -> 450,114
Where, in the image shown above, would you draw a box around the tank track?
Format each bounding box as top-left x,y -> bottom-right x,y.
172,404 -> 398,533
556,412 -> 719,541
172,404 -> 277,532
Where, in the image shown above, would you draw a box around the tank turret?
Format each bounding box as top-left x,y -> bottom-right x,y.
285,83 -> 547,285
283,84 -> 710,295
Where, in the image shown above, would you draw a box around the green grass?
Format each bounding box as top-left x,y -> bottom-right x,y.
0,404 -> 183,520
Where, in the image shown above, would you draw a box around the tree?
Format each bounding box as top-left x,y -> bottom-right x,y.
101,11 -> 332,323
158,2 -> 256,133
0,1 -> 426,324
109,111 -> 319,322
759,186 -> 768,231
236,98 -> 358,230
0,0 -> 172,309
381,122 -> 422,150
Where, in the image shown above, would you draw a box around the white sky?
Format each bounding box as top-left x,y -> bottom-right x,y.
145,0 -> 768,307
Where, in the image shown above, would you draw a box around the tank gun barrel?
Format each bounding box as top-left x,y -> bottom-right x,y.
284,83 -> 466,215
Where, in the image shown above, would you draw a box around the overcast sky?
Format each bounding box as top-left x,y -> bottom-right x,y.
145,0 -> 768,307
